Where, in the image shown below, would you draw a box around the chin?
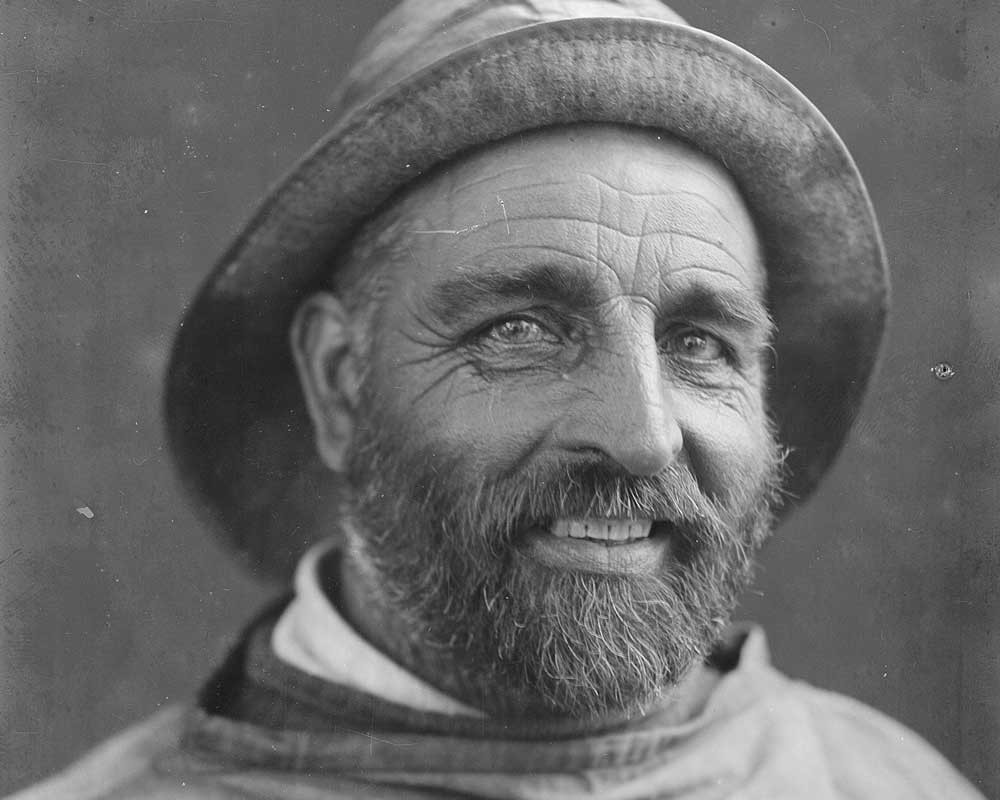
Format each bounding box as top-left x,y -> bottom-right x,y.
451,549 -> 739,720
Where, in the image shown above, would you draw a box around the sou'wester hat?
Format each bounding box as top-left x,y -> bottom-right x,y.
166,0 -> 889,580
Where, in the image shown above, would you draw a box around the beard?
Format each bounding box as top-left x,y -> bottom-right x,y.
340,389 -> 785,720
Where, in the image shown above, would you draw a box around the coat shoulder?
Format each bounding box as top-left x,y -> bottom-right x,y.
5,706 -> 232,800
786,682 -> 985,799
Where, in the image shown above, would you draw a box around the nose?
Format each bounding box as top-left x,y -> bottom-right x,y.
557,336 -> 682,477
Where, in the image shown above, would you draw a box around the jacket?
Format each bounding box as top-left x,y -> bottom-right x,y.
9,598 -> 985,799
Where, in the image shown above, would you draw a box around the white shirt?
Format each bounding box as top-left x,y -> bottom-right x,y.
271,542 -> 483,717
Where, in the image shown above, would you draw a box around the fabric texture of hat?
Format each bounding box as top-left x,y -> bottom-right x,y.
166,0 -> 889,580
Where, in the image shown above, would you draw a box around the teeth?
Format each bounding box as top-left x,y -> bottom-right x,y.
551,519 -> 653,541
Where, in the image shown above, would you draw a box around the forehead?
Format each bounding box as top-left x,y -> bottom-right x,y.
378,124 -> 764,299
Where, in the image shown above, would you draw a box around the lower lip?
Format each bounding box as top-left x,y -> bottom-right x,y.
520,527 -> 672,575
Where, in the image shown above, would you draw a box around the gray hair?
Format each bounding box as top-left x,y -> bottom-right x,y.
330,198 -> 418,361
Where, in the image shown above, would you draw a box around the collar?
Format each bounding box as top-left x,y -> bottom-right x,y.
196,544 -> 771,745
271,541 -> 483,717
191,599 -> 779,778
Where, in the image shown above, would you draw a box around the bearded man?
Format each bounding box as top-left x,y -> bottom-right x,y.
11,0 -> 985,798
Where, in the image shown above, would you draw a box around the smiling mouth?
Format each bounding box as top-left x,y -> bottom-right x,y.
549,518 -> 669,546
525,517 -> 673,572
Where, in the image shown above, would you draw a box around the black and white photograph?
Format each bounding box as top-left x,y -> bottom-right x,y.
2,0 -> 997,796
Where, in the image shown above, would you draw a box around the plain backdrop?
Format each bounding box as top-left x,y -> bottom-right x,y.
2,0 -> 998,795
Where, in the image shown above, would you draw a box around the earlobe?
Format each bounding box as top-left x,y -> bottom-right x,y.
290,293 -> 359,473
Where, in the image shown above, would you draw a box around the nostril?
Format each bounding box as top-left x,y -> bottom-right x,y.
568,445 -> 608,461
558,420 -> 681,477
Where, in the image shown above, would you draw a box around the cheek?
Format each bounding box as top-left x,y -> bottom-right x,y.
674,390 -> 772,499
371,352 -> 558,474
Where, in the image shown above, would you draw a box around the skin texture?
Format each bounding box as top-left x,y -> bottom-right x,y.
292,124 -> 782,722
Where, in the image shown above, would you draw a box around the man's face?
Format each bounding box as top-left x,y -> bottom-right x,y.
334,125 -> 782,717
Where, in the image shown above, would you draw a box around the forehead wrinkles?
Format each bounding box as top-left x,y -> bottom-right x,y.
436,167 -> 757,258
384,129 -> 763,297
582,173 -> 759,295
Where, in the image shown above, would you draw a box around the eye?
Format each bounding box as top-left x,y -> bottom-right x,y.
482,317 -> 557,346
662,326 -> 727,362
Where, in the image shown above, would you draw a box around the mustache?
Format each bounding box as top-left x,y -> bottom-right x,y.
420,456 -> 738,552
350,411 -> 785,568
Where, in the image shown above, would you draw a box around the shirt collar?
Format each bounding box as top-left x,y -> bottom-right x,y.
271,540 -> 485,717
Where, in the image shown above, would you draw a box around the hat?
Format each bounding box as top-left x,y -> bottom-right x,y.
166,0 -> 888,580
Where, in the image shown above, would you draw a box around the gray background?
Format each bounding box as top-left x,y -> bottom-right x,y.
2,0 -> 998,795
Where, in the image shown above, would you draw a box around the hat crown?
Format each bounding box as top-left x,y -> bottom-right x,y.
336,0 -> 687,114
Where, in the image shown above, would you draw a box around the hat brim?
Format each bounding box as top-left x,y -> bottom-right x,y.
166,17 -> 888,580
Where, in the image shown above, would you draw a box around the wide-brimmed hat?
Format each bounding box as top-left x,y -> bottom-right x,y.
166,0 -> 888,580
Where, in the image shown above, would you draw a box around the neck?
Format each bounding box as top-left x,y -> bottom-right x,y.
328,545 -> 717,733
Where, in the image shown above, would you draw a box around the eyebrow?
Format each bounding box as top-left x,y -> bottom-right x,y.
426,262 -> 598,321
661,282 -> 774,339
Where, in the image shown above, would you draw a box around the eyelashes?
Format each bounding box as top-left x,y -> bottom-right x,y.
461,310 -> 741,386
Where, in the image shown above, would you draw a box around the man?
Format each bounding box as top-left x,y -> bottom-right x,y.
11,0 -> 984,797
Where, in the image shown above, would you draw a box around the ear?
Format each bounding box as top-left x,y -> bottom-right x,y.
290,292 -> 363,473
